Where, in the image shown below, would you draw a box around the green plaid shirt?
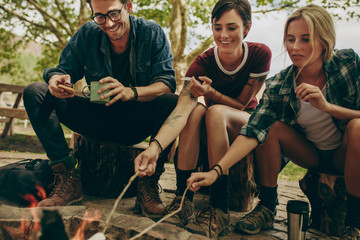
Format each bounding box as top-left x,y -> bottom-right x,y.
240,49 -> 360,144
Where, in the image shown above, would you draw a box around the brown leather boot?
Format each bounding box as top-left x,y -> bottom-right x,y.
37,163 -> 82,207
134,175 -> 165,218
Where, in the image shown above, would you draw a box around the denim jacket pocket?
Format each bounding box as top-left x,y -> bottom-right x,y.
135,61 -> 151,85
84,66 -> 105,83
136,61 -> 151,73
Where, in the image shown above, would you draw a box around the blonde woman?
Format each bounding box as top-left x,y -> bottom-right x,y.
187,4 -> 360,239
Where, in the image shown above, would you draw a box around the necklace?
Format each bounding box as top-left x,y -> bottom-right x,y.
298,72 -> 325,88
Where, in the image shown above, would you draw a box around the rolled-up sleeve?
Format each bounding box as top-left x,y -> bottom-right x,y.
239,87 -> 277,145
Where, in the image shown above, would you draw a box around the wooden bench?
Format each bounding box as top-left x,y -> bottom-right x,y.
0,83 -> 28,138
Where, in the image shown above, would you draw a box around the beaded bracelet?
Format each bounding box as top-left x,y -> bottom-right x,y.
130,86 -> 138,101
150,138 -> 163,154
211,164 -> 224,176
211,167 -> 220,178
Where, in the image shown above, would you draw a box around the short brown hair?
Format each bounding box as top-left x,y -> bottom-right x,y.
211,0 -> 252,29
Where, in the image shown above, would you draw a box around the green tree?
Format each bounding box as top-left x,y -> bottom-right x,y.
0,0 -> 359,87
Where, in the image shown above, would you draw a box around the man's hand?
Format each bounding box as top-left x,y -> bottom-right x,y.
189,76 -> 212,98
134,143 -> 160,177
186,170 -> 218,192
48,75 -> 74,98
98,77 -> 135,106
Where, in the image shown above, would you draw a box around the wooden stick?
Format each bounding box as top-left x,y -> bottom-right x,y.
129,185 -> 191,240
58,84 -> 75,94
102,171 -> 142,233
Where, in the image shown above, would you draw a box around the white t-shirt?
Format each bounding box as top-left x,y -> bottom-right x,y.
295,85 -> 342,150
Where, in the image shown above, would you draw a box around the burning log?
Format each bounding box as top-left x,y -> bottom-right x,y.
40,210 -> 69,240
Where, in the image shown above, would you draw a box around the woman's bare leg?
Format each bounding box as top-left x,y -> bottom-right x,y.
205,105 -> 250,171
256,121 -> 319,187
332,118 -> 360,197
177,103 -> 207,170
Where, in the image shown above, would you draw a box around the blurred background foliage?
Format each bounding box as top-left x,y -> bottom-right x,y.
0,0 -> 358,86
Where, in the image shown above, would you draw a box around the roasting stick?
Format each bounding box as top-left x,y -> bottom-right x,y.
102,170 -> 143,234
129,185 -> 191,240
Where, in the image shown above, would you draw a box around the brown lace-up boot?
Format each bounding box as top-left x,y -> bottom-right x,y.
134,175 -> 165,218
37,163 -> 82,207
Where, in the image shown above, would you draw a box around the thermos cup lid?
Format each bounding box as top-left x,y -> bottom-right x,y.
287,200 -> 309,214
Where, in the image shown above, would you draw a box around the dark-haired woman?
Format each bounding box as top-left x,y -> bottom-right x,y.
134,0 -> 271,237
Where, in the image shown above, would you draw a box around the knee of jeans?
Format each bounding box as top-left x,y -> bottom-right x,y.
23,82 -> 48,102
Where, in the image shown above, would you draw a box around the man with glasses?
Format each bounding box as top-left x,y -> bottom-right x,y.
23,0 -> 177,218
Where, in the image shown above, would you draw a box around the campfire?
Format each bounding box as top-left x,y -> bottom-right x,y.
0,171 -> 194,240
0,174 -> 176,240
0,185 -> 105,240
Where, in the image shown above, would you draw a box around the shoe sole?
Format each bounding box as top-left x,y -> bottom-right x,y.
236,222 -> 274,235
163,212 -> 194,228
66,196 -> 83,206
185,223 -> 230,239
134,200 -> 164,219
37,196 -> 83,207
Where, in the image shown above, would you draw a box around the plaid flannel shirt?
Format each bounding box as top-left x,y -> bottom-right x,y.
240,48 -> 360,145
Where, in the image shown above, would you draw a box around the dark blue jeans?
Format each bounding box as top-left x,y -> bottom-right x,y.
23,82 -> 178,173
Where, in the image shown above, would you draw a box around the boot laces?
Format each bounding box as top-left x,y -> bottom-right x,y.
140,178 -> 162,202
166,196 -> 182,213
195,206 -> 222,237
196,206 -> 215,225
48,172 -> 72,197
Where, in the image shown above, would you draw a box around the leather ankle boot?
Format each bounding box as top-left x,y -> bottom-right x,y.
37,163 -> 82,207
134,175 -> 165,218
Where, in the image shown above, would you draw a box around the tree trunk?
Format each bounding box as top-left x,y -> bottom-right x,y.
73,135 -> 148,198
229,152 -> 257,211
299,170 -> 346,236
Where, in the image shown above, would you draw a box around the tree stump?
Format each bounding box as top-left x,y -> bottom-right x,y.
73,134 -> 148,198
229,152 -> 257,211
174,145 -> 257,212
299,170 -> 346,236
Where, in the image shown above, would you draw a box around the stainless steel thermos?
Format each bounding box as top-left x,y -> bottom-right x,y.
287,200 -> 310,240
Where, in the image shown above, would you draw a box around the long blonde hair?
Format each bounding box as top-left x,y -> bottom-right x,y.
284,4 -> 335,78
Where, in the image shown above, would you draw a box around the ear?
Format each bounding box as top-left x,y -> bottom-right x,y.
126,1 -> 133,13
244,21 -> 252,38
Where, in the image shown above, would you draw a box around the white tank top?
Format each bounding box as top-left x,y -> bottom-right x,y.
295,85 -> 342,150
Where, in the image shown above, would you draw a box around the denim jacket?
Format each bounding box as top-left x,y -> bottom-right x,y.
43,16 -> 176,92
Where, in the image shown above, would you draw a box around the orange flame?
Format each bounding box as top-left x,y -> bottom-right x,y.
21,184 -> 47,207
16,184 -> 47,238
35,184 -> 47,200
72,210 -> 102,240
22,194 -> 38,208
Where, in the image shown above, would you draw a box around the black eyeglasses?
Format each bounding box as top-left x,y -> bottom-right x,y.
91,4 -> 125,25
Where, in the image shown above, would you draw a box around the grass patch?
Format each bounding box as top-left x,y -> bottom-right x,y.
0,133 -> 71,153
0,134 -> 45,153
279,161 -> 307,181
